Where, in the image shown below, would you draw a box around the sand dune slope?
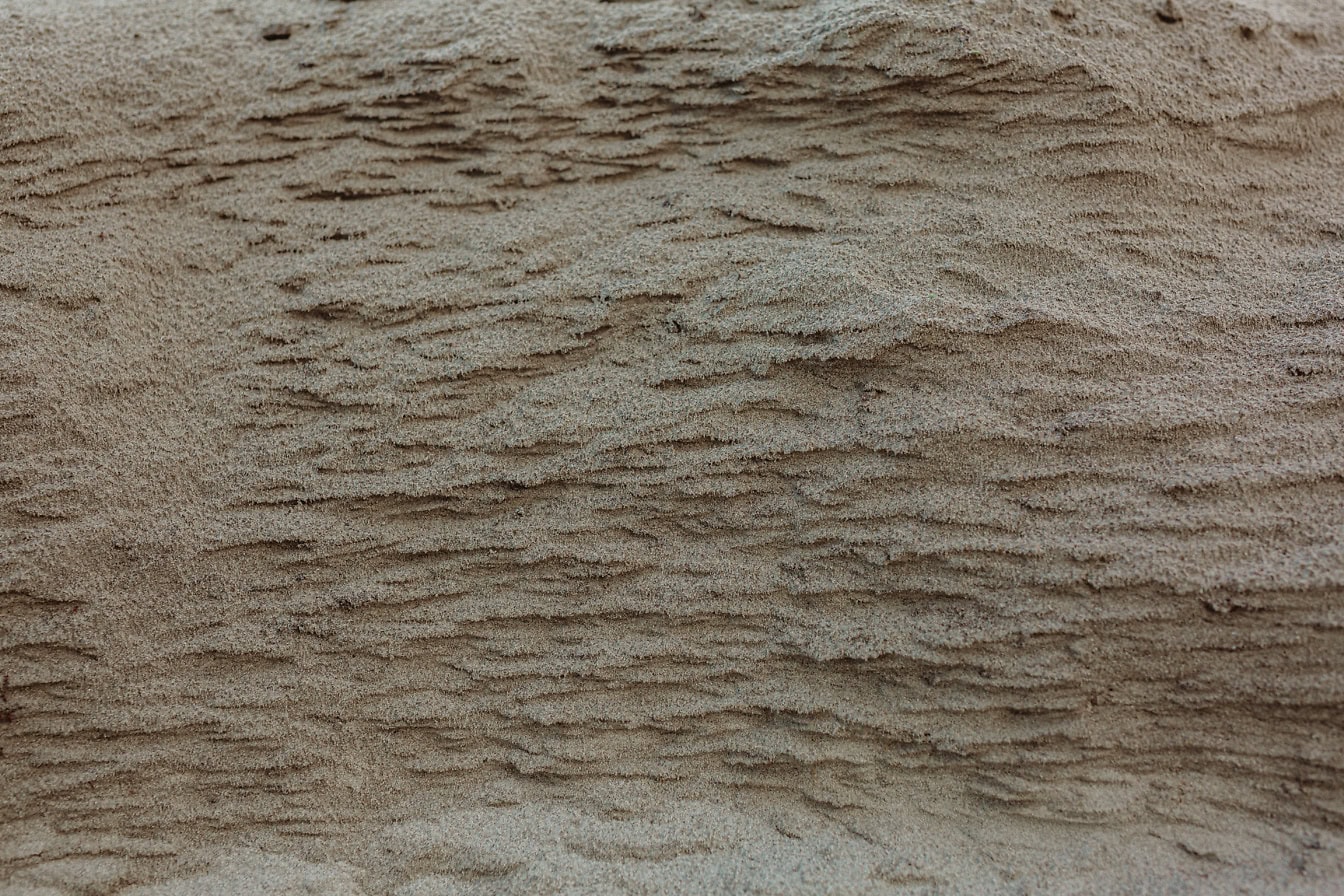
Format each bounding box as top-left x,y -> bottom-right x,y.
2,0 -> 1343,892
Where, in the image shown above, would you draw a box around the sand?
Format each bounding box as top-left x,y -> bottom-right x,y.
2,0 -> 1343,892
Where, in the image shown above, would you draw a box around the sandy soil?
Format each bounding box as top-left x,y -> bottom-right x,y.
2,0 -> 1343,893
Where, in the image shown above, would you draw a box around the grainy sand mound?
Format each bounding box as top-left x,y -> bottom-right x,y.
2,0 -> 1343,892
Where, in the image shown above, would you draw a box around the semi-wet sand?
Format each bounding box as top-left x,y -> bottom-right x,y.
2,0 -> 1343,892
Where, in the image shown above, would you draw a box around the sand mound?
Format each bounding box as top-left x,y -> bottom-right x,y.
3,0 -> 1343,892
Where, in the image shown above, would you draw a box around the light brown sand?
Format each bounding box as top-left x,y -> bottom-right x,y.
2,0 -> 1343,892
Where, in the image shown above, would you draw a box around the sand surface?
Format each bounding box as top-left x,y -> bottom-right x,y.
3,0 -> 1343,892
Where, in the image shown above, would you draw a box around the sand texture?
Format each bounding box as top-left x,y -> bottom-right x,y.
3,0 -> 1344,892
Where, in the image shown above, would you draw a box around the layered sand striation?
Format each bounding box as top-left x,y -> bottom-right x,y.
2,0 -> 1343,892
